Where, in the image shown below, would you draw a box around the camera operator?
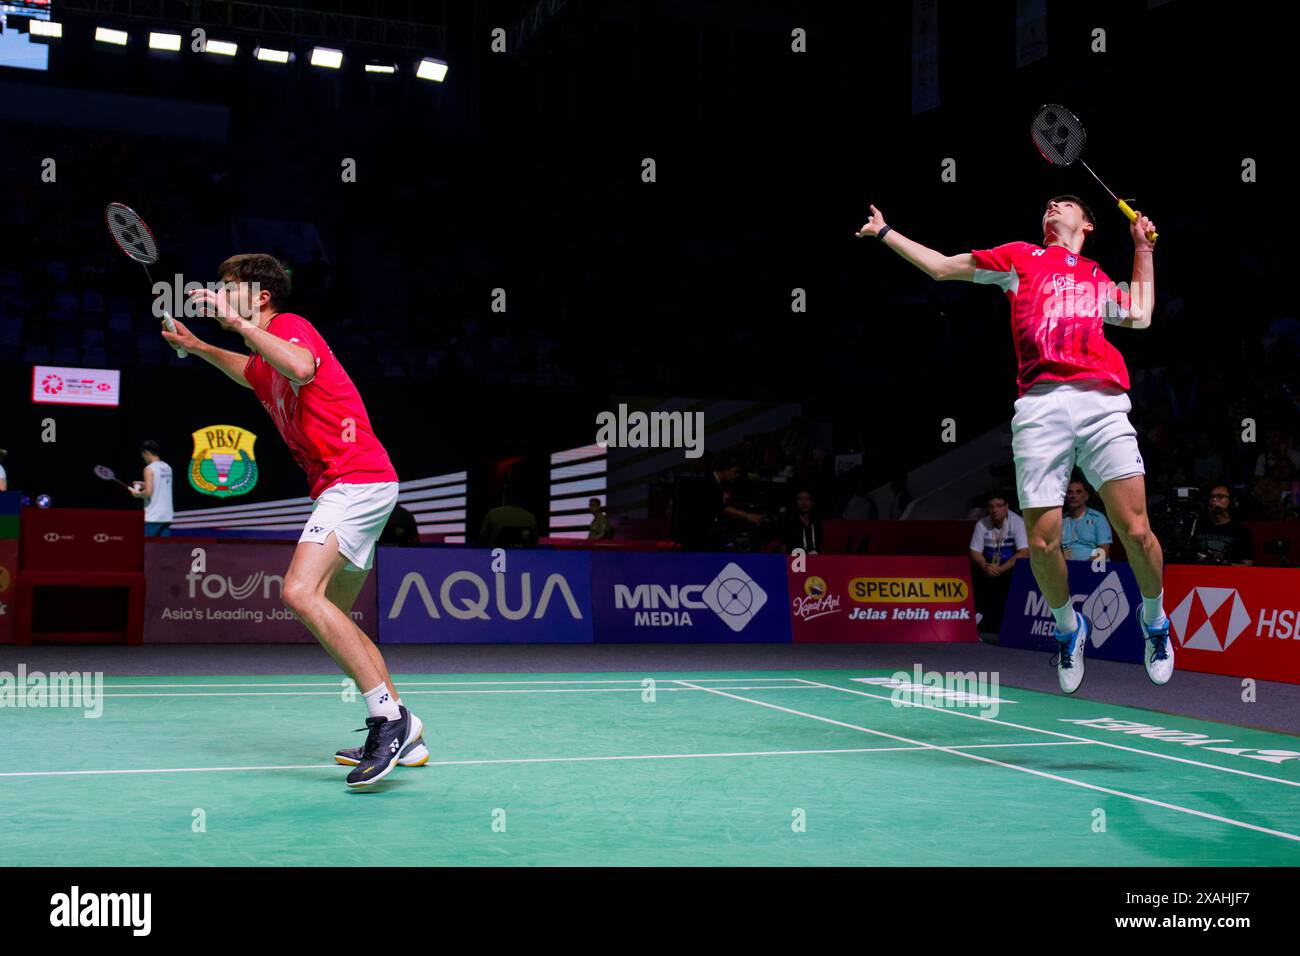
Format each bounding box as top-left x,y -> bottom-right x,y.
1195,485 -> 1254,566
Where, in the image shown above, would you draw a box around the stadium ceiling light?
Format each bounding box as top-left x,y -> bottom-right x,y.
30,20 -> 63,39
415,57 -> 447,82
364,62 -> 398,75
310,47 -> 343,69
204,39 -> 238,57
254,47 -> 293,63
148,32 -> 182,52
94,27 -> 129,46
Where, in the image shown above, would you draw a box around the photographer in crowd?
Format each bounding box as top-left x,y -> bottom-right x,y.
1195,484 -> 1255,566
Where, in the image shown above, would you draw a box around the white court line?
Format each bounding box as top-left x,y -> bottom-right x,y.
787,678 -> 1300,791
0,740 -> 1096,779
47,685 -> 821,700
672,679 -> 1300,845
90,678 -> 802,690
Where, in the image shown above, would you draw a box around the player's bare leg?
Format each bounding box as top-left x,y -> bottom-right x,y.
1023,505 -> 1088,692
1096,475 -> 1163,595
324,565 -> 396,700
1022,506 -> 1070,607
282,532 -> 392,694
1098,473 -> 1173,684
324,563 -> 430,768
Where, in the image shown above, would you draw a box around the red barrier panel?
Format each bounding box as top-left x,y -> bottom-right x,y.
788,555 -> 977,643
20,508 -> 143,572
1165,564 -> 1300,684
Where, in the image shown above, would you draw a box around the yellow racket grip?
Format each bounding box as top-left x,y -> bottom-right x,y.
1118,199 -> 1157,242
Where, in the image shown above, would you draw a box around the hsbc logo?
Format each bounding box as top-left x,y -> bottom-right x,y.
1170,587 -> 1252,652
92,533 -> 124,543
43,532 -> 73,543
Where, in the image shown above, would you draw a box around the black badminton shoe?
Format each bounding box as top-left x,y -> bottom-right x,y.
335,733 -> 429,768
343,706 -> 425,788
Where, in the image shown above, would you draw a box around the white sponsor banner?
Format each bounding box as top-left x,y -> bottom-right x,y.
31,365 -> 121,407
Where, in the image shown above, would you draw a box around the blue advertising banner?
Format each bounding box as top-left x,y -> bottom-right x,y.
591,552 -> 792,643
998,560 -> 1145,663
377,547 -> 594,643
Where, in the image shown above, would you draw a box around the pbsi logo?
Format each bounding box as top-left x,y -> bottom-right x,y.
189,424 -> 259,498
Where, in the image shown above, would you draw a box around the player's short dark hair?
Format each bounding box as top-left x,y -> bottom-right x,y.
217,253 -> 291,310
141,440 -> 162,457
1047,194 -> 1096,227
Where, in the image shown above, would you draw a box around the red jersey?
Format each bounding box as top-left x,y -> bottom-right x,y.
971,241 -> 1132,396
242,313 -> 398,498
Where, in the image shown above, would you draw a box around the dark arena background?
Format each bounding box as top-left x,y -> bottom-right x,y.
0,0 -> 1297,936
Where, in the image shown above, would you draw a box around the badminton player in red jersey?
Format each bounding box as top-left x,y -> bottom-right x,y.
857,196 -> 1171,693
163,254 -> 426,786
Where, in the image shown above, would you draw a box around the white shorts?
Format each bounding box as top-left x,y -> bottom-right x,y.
1011,381 -> 1145,509
299,481 -> 399,572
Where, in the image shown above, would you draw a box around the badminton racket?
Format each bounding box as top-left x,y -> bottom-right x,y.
104,202 -> 188,357
93,465 -> 135,490
1031,104 -> 1157,243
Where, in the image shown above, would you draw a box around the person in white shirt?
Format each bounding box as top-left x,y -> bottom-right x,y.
0,448 -> 7,491
129,440 -> 174,536
968,493 -> 1029,637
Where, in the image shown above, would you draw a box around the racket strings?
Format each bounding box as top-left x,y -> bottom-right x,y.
105,204 -> 159,264
1032,105 -> 1086,166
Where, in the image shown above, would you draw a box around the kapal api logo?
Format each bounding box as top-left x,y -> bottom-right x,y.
189,424 -> 259,498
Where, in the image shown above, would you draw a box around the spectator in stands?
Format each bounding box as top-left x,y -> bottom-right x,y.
1255,428 -> 1300,479
1190,435 -> 1224,488
969,493 -> 1029,637
781,487 -> 822,555
479,494 -> 538,548
1196,485 -> 1254,565
378,503 -> 420,546
587,497 -> 612,540
1061,479 -> 1112,561
674,452 -> 764,551
1251,458 -> 1298,520
0,448 -> 7,492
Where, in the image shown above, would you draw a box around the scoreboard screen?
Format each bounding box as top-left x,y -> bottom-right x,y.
0,0 -> 53,72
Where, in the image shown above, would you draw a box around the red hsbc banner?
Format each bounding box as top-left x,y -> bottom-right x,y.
788,555 -> 977,643
1165,565 -> 1300,684
144,540 -> 377,643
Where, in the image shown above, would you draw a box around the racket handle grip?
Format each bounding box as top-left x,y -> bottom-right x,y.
1117,200 -> 1158,243
162,313 -> 188,358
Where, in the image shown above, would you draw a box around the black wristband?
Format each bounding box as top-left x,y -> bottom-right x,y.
877,225 -> 892,242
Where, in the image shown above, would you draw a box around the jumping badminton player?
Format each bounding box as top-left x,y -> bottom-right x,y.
856,196 -> 1172,693
162,254 -> 428,784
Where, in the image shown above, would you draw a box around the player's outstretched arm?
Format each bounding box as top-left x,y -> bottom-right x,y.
162,317 -> 253,388
855,205 -> 975,281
